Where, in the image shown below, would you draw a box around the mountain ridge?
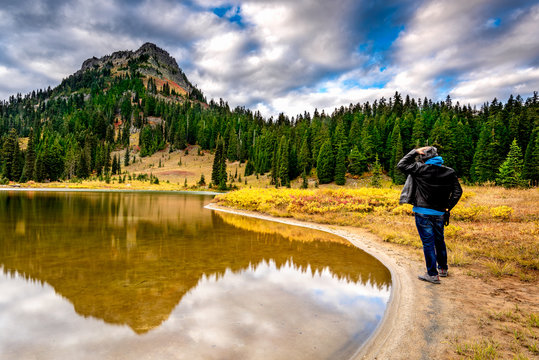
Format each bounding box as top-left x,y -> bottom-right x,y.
75,42 -> 194,97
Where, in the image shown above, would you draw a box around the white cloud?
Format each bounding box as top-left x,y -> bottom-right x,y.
452,67 -> 539,104
386,0 -> 539,104
186,0 -> 371,116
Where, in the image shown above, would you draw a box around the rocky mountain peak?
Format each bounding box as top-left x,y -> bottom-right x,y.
78,43 -> 193,94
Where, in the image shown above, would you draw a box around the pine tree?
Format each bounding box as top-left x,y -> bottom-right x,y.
212,136 -> 224,185
361,120 -> 376,163
34,151 -> 45,182
316,139 -> 335,184
175,122 -> 187,150
298,136 -> 311,174
227,129 -> 239,161
334,121 -> 347,154
288,143 -> 298,180
388,122 -> 401,179
124,146 -> 130,167
348,115 -> 362,150
473,113 -> 510,182
122,121 -> 130,147
348,145 -> 367,175
429,113 -> 456,169
95,145 -> 104,176
76,151 -> 89,178
104,145 -> 112,174
44,139 -> 64,181
301,171 -> 308,188
111,154 -> 118,175
393,134 -> 406,185
523,129 -> 539,185
452,120 -> 473,179
411,113 -> 425,147
370,155 -> 382,188
198,174 -> 206,186
218,142 -> 228,189
244,160 -> 255,176
334,143 -> 346,185
270,146 -> 278,185
1,128 -> 21,181
496,139 -> 525,188
278,136 -> 290,187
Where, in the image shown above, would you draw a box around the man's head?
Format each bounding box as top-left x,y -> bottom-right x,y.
418,146 -> 438,163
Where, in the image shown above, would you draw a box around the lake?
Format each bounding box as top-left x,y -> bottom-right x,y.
0,190 -> 391,360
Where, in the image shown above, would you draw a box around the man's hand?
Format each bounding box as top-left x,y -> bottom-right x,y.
416,146 -> 431,155
443,211 -> 450,226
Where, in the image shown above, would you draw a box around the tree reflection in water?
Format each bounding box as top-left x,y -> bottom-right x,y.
0,191 -> 391,360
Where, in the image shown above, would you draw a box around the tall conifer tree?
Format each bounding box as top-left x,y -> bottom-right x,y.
496,139 -> 525,188
334,143 -> 347,185
277,136 -> 290,187
317,139 -> 335,184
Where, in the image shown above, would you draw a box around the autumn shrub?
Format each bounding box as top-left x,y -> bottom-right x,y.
451,204 -> 485,221
392,205 -> 413,216
445,224 -> 463,237
490,206 -> 514,220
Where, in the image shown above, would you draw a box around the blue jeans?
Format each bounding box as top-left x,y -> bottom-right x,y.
415,213 -> 447,276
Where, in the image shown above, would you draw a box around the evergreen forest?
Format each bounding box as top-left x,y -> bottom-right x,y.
1,67 -> 538,187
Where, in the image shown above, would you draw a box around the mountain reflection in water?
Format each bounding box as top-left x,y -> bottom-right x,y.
0,191 -> 391,360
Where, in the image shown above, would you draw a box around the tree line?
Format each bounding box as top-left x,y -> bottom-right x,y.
0,67 -> 538,187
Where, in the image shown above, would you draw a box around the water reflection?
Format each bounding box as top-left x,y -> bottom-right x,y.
0,191 -> 391,359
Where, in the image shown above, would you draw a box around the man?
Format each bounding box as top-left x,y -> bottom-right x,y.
397,146 -> 462,284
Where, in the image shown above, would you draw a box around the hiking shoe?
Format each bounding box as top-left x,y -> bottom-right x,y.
418,273 -> 441,284
438,269 -> 448,277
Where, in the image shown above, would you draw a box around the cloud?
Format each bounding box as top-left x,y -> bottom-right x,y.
1,261 -> 389,359
186,0 -> 416,116
386,0 -> 539,104
451,67 -> 539,105
0,0 -> 537,117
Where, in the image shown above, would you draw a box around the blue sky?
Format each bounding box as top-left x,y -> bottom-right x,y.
0,0 -> 538,117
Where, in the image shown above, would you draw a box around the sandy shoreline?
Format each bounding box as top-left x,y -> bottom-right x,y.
205,203 -> 447,360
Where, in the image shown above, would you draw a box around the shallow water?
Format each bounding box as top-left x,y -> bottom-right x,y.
0,190 -> 391,359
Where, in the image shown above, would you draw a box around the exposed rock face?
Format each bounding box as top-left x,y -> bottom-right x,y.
78,42 -> 193,93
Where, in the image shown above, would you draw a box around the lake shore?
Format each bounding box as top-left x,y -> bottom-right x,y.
0,185 -> 220,195
206,202 -> 539,360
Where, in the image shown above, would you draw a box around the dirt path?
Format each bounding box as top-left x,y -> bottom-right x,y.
206,204 -> 538,360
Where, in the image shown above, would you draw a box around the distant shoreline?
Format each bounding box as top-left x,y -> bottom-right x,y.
0,186 -> 220,196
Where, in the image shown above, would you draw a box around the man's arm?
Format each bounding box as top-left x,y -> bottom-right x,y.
447,174 -> 463,210
397,148 -> 423,175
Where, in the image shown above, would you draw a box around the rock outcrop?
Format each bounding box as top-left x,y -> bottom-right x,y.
77,42 -> 193,94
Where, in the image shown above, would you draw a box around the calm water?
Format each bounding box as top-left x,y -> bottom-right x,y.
0,190 -> 391,360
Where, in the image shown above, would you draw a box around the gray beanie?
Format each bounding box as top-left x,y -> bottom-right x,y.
418,146 -> 438,162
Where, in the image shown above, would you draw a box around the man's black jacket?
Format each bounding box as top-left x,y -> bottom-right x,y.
397,149 -> 463,212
